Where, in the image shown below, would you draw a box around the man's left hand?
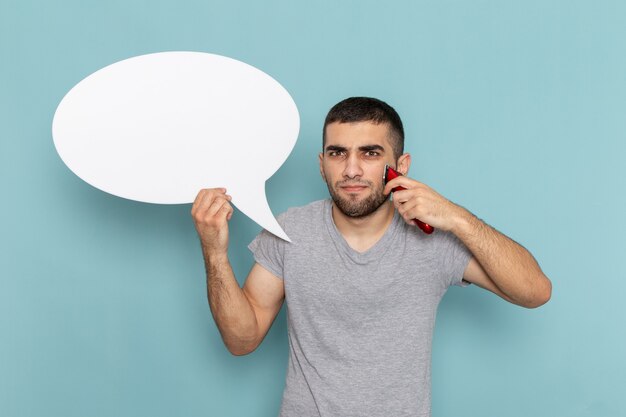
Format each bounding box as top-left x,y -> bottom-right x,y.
383,176 -> 468,232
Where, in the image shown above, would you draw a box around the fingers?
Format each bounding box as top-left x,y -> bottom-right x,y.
207,194 -> 231,217
191,188 -> 235,254
218,199 -> 234,222
393,191 -> 425,224
383,176 -> 426,195
191,188 -> 233,224
388,181 -> 440,226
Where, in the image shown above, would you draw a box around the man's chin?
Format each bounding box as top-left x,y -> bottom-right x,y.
331,194 -> 389,218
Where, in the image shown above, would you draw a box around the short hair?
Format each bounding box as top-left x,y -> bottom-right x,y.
323,97 -> 404,159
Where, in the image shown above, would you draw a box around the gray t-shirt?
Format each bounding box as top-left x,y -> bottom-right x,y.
249,199 -> 471,417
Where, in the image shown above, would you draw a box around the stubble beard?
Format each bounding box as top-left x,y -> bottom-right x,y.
326,179 -> 389,218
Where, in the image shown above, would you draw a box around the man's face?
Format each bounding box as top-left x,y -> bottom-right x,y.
319,121 -> 400,218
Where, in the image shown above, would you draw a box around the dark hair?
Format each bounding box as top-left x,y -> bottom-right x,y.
323,97 -> 404,159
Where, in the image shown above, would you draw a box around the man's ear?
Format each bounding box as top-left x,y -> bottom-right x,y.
318,153 -> 327,182
397,153 -> 411,176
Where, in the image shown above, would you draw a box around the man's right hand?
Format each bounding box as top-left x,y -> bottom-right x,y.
191,188 -> 234,256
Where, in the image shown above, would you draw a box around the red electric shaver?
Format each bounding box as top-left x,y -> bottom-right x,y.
384,164 -> 435,234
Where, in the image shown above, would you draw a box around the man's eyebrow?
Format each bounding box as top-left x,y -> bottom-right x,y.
359,145 -> 385,152
324,145 -> 347,152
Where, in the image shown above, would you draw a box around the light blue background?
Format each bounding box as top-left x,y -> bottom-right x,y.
1,1 -> 625,416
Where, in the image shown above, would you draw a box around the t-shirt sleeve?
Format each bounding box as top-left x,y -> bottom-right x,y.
437,231 -> 472,287
247,213 -> 288,279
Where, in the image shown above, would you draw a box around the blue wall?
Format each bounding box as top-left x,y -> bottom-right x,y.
2,1 -> 625,416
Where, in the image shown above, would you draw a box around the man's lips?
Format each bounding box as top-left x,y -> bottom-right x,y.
339,184 -> 369,192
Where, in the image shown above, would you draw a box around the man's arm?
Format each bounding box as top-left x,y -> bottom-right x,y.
384,177 -> 552,308
192,188 -> 285,356
454,215 -> 551,308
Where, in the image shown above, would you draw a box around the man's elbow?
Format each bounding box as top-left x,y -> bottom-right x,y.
227,346 -> 255,356
523,275 -> 552,309
227,344 -> 258,356
224,336 -> 261,356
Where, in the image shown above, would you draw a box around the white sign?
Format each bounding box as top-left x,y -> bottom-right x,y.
52,51 -> 299,241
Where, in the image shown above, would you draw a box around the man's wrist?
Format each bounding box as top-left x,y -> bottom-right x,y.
202,247 -> 229,264
449,206 -> 478,238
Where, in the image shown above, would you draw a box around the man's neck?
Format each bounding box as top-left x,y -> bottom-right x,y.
331,200 -> 395,253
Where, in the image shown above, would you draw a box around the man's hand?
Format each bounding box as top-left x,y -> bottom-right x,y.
383,176 -> 469,232
384,175 -> 551,308
191,188 -> 234,257
191,187 -> 285,355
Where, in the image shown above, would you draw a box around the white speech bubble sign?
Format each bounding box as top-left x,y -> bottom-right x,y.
52,51 -> 299,241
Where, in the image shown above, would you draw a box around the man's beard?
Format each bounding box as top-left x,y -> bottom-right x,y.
326,179 -> 389,218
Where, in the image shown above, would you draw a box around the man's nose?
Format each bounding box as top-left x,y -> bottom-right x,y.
343,154 -> 363,179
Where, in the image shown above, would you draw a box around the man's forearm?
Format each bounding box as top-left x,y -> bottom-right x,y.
452,208 -> 552,307
203,250 -> 259,355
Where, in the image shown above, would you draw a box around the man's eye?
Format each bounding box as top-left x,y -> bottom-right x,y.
365,151 -> 380,157
329,151 -> 345,157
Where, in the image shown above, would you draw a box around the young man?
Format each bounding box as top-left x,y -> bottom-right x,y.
191,97 -> 552,417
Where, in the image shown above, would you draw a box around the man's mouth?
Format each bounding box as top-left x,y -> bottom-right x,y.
339,183 -> 369,193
